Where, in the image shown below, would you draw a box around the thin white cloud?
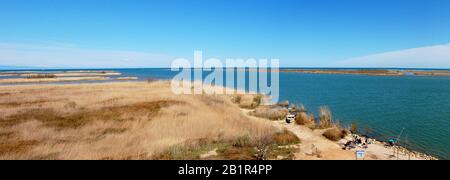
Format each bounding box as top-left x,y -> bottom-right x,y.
335,44 -> 450,68
0,43 -> 173,68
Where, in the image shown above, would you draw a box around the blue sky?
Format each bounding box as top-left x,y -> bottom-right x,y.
1,0 -> 450,68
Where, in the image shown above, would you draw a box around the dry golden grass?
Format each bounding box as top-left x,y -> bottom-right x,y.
295,112 -> 316,129
234,94 -> 262,109
0,100 -> 178,129
0,81 -> 278,160
249,106 -> 288,120
318,106 -> 333,129
271,129 -> 301,146
322,128 -> 348,141
116,77 -> 138,80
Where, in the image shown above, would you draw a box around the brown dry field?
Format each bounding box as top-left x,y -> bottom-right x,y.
0,81 -> 291,160
0,81 -> 435,160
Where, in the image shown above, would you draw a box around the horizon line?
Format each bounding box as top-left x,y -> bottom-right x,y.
2,66 -> 450,71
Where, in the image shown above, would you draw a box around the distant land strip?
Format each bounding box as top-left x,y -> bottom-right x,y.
277,69 -> 450,76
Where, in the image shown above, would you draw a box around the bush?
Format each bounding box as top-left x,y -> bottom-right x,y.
249,107 -> 288,120
238,94 -> 263,109
318,106 -> 333,129
253,95 -> 262,106
323,128 -> 348,141
271,129 -> 300,146
233,95 -> 242,104
295,112 -> 315,127
277,101 -> 289,108
218,146 -> 257,160
290,104 -> 298,112
290,104 -> 307,113
146,78 -> 157,83
27,74 -> 56,79
201,95 -> 225,106
232,135 -> 252,147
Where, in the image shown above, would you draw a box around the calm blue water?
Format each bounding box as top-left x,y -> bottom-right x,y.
279,73 -> 450,159
1,68 -> 449,159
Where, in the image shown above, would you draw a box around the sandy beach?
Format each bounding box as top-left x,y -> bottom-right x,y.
0,77 -> 110,84
0,70 -> 123,84
18,72 -> 121,77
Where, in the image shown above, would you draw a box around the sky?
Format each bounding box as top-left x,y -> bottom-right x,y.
1,0 -> 450,68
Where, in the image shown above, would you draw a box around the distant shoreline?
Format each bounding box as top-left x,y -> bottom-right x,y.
2,68 -> 450,77
279,69 -> 450,76
2,67 -> 450,71
0,70 -> 140,84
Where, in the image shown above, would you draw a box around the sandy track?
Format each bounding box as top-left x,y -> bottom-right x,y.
241,109 -> 430,160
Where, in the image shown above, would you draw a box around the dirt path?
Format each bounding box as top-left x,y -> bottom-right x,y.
241,108 -> 429,160
273,120 -> 356,160
241,109 -> 355,160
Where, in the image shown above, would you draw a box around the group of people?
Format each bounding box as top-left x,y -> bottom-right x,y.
387,139 -> 397,147
343,135 -> 372,150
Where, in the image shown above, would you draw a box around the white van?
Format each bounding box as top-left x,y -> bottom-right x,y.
285,114 -> 296,124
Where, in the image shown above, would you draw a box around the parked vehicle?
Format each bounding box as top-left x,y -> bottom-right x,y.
285,114 -> 296,124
